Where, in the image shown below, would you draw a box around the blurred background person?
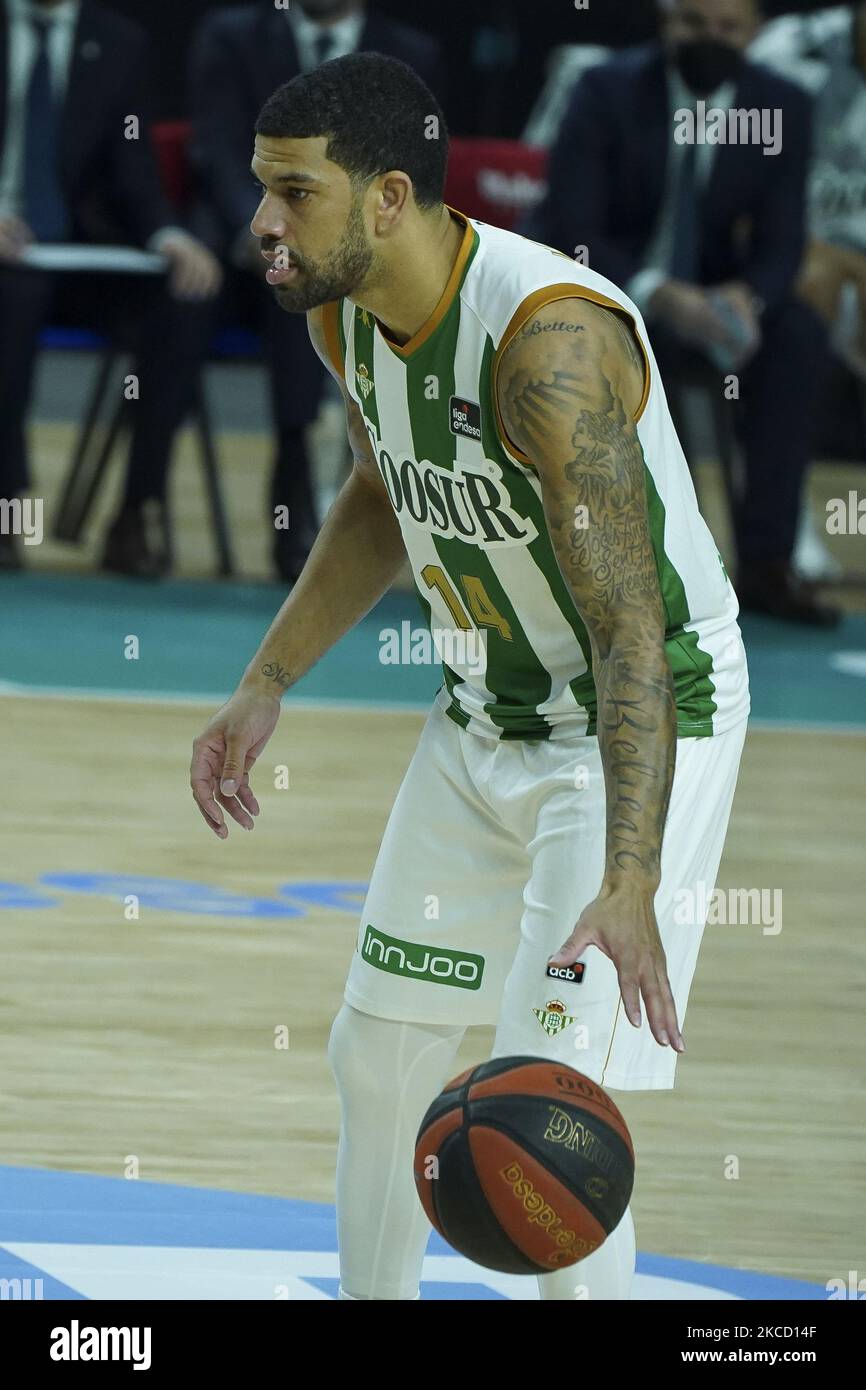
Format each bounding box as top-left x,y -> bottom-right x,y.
449,0 -> 658,137
523,0 -> 840,626
753,2 -> 866,360
187,0 -> 446,585
752,3 -> 866,487
0,0 -> 221,575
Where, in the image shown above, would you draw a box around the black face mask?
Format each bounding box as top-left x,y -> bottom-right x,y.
673,39 -> 744,96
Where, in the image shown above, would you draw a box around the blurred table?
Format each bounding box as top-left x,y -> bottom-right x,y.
20,244 -> 167,275
34,243 -> 234,576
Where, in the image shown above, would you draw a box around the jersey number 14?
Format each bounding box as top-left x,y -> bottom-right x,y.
422,563 -> 513,641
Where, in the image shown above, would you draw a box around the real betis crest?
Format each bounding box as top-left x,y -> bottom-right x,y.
532,999 -> 577,1039
356,363 -> 374,399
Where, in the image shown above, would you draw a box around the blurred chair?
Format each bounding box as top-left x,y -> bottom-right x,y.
53,120 -> 235,577
150,121 -> 191,210
522,45 -> 612,148
663,361 -> 743,538
445,138 -> 548,231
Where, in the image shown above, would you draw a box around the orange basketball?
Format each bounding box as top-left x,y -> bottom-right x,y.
413,1056 -> 634,1274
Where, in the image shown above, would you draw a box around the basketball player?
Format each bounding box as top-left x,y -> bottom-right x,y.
189,54 -> 750,1301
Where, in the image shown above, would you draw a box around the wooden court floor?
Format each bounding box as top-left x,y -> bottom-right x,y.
1,693 -> 863,1286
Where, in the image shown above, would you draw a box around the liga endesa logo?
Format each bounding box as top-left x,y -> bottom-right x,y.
498,1162 -> 595,1266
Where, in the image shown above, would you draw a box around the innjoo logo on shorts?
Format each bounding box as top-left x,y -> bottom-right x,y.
362,926 -> 484,990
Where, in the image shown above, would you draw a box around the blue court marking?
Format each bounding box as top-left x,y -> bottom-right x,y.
303,1277 -> 507,1300
635,1252 -> 824,1301
0,875 -> 368,920
0,1244 -> 85,1300
39,326 -> 261,357
0,1165 -> 827,1301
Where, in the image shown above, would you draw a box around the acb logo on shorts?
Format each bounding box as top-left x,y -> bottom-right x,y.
546,962 -> 586,984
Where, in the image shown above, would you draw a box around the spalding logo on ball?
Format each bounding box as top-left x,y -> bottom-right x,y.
413,1056 -> 635,1274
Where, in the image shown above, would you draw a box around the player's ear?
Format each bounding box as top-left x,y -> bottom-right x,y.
372,172 -> 413,236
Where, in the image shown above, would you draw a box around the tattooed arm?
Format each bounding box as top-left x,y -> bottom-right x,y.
497,297 -> 683,1051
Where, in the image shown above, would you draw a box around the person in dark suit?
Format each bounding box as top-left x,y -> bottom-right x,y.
189,0 -> 445,584
524,0 -> 838,626
0,0 -> 222,575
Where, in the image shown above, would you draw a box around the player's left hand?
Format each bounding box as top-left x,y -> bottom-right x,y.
548,886 -> 685,1052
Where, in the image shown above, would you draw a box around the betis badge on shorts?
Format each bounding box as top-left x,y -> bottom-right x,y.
532,999 -> 577,1039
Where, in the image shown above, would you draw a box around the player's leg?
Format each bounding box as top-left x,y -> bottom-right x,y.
486,718 -> 748,1299
328,1005 -> 465,1300
536,1206 -> 636,1301
328,703 -> 528,1300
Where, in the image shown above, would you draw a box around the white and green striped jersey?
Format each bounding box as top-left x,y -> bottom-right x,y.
321,209 -> 750,741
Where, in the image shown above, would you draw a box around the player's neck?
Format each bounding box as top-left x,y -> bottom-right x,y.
352,207 -> 466,347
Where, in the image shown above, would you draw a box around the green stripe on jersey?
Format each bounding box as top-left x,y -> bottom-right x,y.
644,469 -> 718,727
478,334 -> 597,734
352,308 -> 379,439
404,303 -> 565,738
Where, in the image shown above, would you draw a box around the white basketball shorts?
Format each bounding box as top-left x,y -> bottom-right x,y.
343,703 -> 747,1091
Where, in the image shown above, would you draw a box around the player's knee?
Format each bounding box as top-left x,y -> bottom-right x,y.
327,1003 -> 387,1101
326,1003 -> 355,1084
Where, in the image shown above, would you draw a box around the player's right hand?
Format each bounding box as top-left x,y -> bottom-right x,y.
0,216 -> 33,263
189,690 -> 281,838
160,232 -> 223,301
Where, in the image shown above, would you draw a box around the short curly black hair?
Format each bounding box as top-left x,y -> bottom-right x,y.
255,51 -> 448,209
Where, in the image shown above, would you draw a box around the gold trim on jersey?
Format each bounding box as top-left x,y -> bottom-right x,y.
600,996 -> 623,1088
320,299 -> 345,381
492,284 -> 653,470
374,206 -> 476,359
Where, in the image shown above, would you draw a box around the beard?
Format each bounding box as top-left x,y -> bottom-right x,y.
272,198 -> 376,314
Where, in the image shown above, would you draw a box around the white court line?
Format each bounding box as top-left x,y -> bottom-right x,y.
0,680 -> 428,715
1,680 -> 865,735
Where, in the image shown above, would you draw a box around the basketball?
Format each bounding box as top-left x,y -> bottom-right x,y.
413,1056 -> 635,1275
